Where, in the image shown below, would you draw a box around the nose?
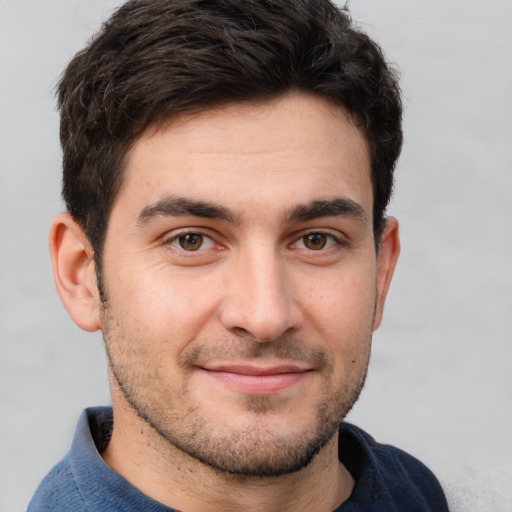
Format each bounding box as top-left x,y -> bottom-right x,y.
219,248 -> 302,342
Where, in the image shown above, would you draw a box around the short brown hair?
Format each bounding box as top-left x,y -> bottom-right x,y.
58,0 -> 402,259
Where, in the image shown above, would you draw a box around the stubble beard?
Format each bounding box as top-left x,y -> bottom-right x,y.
101,304 -> 371,478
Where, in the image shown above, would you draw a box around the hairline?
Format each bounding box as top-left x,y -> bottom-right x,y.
91,91 -> 381,263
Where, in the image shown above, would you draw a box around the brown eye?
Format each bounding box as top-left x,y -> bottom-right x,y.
302,233 -> 327,250
178,233 -> 204,251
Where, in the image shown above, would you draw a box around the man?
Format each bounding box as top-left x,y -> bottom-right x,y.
29,0 -> 449,510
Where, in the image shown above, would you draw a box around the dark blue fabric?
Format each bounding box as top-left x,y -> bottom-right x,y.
28,406 -> 448,511
28,407 -> 172,512
335,424 -> 449,511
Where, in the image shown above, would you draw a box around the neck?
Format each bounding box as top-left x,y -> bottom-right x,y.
102,399 -> 354,512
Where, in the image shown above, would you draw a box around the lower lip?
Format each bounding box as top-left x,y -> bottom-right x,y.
202,370 -> 308,395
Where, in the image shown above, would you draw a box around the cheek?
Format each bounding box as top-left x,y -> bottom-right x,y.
107,265 -> 223,349
298,266 -> 376,384
302,267 -> 377,338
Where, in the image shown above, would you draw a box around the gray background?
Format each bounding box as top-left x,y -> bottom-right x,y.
1,1 -> 511,510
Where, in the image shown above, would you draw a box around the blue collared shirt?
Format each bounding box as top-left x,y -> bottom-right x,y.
28,406 -> 449,511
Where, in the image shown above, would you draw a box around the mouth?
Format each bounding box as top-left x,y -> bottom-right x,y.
199,362 -> 313,396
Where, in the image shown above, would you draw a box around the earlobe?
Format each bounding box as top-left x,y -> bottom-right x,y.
373,217 -> 400,331
49,213 -> 101,332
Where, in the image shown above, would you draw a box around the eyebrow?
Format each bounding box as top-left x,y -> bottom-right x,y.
136,195 -> 367,227
286,198 -> 368,223
137,196 -> 238,226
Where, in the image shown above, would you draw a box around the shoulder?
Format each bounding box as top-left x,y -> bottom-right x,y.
27,453 -> 86,512
27,407 -> 176,512
339,423 -> 449,511
27,407 -> 109,512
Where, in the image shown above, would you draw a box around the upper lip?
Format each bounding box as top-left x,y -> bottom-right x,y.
200,362 -> 312,376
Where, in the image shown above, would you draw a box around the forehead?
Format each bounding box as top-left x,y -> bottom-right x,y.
116,93 -> 373,221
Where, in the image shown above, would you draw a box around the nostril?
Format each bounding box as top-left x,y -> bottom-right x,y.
225,322 -> 300,344
218,259 -> 303,342
230,326 -> 253,339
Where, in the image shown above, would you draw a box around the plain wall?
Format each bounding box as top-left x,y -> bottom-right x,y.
1,1 -> 511,510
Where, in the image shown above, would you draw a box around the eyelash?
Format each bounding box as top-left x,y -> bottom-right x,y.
161,229 -> 344,254
291,231 -> 342,251
162,230 -> 219,253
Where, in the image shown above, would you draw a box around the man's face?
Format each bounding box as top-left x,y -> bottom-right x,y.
99,93 -> 390,476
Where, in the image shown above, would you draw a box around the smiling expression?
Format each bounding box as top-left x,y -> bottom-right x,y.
97,92 -> 394,476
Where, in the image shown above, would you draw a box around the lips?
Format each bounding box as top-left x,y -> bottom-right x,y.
199,362 -> 312,395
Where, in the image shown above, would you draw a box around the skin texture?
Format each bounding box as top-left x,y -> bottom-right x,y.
50,92 -> 400,511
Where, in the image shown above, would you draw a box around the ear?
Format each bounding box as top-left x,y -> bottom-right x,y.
373,217 -> 400,330
49,212 -> 101,331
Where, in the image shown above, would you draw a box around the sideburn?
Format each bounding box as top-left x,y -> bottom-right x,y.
93,251 -> 107,303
